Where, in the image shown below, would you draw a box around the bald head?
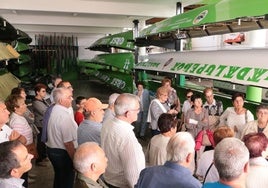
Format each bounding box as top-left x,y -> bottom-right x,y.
73,142 -> 107,179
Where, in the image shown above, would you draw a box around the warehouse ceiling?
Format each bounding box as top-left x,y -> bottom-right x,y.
0,0 -> 203,35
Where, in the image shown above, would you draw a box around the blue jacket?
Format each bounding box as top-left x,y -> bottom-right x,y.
135,161 -> 202,188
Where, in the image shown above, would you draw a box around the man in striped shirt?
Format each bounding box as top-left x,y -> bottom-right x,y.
101,93 -> 145,188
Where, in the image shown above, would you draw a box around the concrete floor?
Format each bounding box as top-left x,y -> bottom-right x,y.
28,78 -> 150,188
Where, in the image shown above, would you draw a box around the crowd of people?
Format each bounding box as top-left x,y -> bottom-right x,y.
0,75 -> 268,188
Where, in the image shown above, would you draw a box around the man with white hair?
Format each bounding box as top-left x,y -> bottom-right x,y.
101,93 -> 145,188
103,93 -> 119,122
46,87 -> 78,188
73,142 -> 108,188
203,137 -> 249,188
135,132 -> 201,188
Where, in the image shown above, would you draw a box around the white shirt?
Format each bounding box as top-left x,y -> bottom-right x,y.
0,124 -> 12,143
182,100 -> 192,114
0,177 -> 25,188
46,104 -> 78,149
146,134 -> 170,166
220,107 -> 254,138
196,150 -> 219,183
247,157 -> 268,188
101,118 -> 145,188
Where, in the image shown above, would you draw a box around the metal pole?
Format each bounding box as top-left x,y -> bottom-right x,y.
175,2 -> 183,51
133,19 -> 139,85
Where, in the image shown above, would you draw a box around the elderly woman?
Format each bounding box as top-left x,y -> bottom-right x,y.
161,77 -> 181,112
5,95 -> 35,152
243,133 -> 268,188
11,87 -> 35,124
147,86 -> 178,136
241,104 -> 268,139
219,92 -> 254,138
185,94 -> 209,139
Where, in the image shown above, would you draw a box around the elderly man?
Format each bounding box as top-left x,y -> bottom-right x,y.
135,132 -> 201,188
0,100 -> 26,144
0,140 -> 33,188
77,98 -> 108,145
46,87 -> 78,188
103,93 -> 120,122
203,137 -> 249,188
73,142 -> 108,188
133,81 -> 150,139
101,93 -> 145,188
203,87 -> 223,130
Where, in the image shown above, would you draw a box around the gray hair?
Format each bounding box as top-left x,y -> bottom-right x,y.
53,87 -> 68,103
214,137 -> 249,181
73,142 -> 99,174
108,93 -> 120,106
114,93 -> 140,116
166,132 -> 195,163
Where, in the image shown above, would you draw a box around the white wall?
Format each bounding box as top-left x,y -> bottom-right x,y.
77,34 -> 104,60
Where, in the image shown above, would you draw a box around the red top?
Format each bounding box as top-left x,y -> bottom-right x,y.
74,111 -> 84,126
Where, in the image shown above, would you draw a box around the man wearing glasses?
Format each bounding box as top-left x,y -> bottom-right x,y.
101,93 -> 145,188
203,87 -> 223,130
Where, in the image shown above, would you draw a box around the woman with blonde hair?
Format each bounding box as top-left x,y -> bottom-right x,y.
147,86 -> 178,136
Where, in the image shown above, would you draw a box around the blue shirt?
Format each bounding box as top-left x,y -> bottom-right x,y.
203,182 -> 232,188
77,119 -> 102,145
135,161 -> 201,188
41,104 -> 55,143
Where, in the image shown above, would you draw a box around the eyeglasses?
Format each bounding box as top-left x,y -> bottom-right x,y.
187,96 -> 192,98
127,108 -> 140,114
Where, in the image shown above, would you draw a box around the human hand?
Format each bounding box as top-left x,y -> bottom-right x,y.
9,130 -> 21,141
